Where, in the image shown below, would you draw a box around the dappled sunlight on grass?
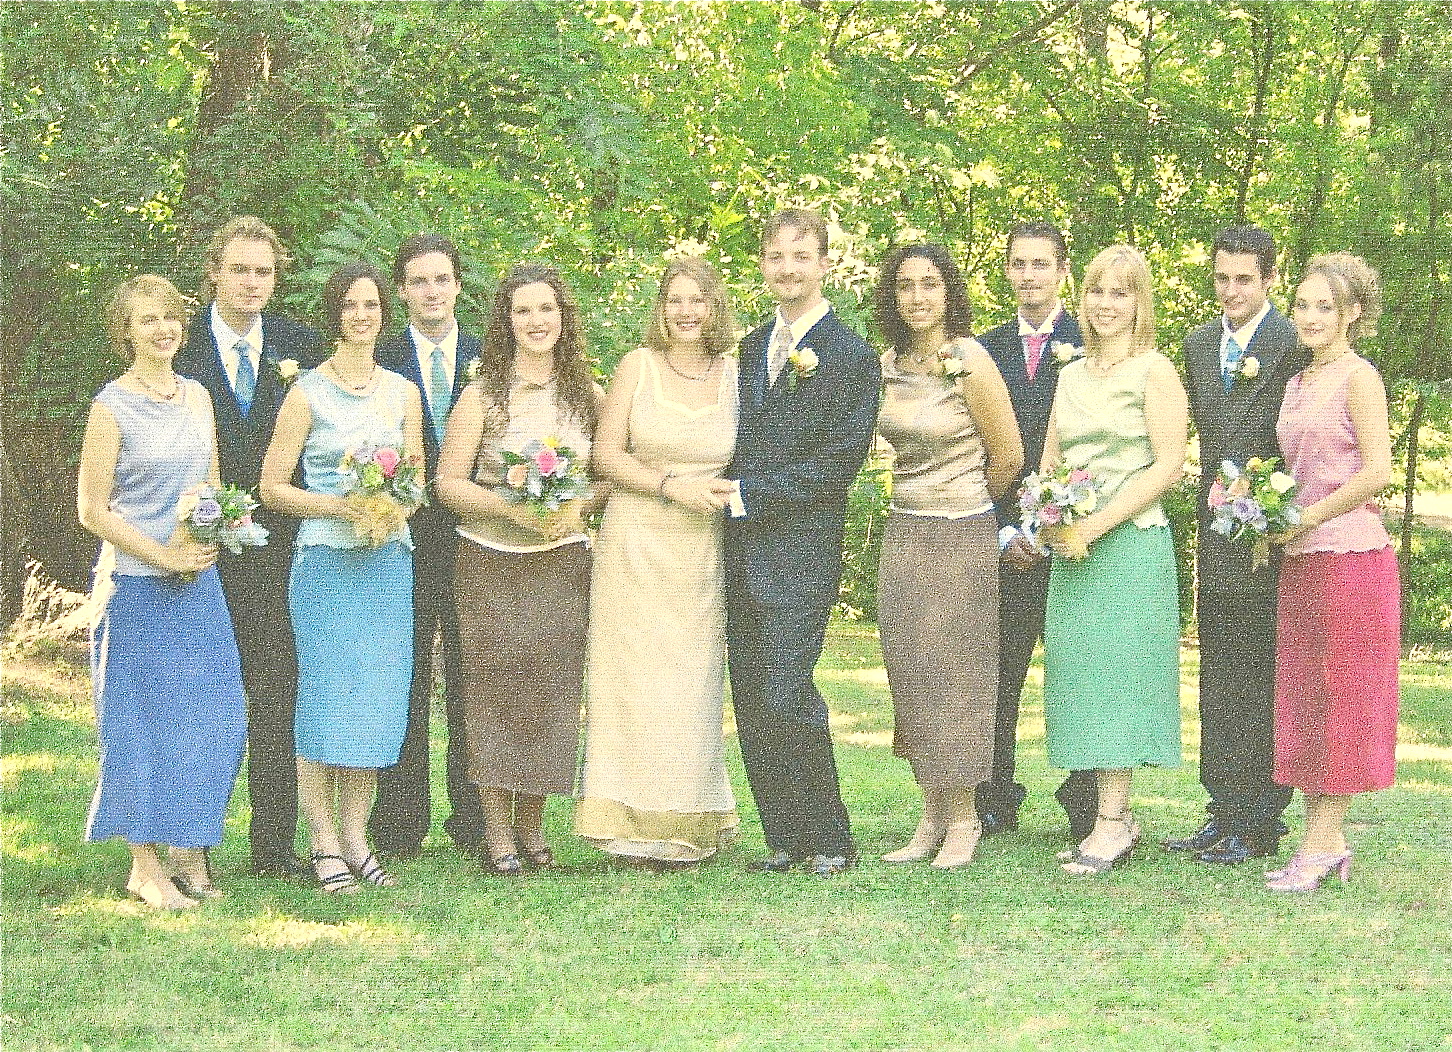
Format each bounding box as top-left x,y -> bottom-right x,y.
239,915 -> 421,949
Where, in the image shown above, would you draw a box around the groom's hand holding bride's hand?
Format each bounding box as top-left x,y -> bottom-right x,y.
663,476 -> 735,515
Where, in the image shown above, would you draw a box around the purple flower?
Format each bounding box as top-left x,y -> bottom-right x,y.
193,498 -> 223,526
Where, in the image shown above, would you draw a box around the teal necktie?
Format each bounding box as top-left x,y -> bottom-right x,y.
428,343 -> 450,443
234,340 -> 256,417
1222,335 -> 1244,390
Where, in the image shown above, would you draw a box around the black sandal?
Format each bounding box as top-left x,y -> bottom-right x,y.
351,852 -> 399,888
483,853 -> 524,877
310,853 -> 361,895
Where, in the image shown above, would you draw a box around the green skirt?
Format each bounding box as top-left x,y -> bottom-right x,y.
1043,522 -> 1181,770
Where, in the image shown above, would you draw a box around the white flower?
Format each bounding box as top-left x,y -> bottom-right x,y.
276,358 -> 300,383
941,355 -> 966,378
463,358 -> 482,382
1239,355 -> 1260,380
1051,341 -> 1083,364
1268,471 -> 1296,494
786,347 -> 818,390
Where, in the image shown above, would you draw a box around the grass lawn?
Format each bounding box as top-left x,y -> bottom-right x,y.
4,624 -> 1450,1052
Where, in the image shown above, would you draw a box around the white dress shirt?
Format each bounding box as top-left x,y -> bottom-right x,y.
211,304 -> 262,392
1220,300 -> 1272,374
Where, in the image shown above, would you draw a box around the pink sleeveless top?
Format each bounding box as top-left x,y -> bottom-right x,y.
1275,354 -> 1390,556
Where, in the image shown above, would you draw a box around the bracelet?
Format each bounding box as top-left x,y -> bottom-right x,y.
657,471 -> 676,498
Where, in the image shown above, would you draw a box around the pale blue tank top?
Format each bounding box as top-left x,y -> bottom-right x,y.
294,367 -> 414,549
93,379 -> 214,577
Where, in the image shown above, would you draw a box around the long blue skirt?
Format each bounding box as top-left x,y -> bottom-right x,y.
290,543 -> 412,768
86,568 -> 247,847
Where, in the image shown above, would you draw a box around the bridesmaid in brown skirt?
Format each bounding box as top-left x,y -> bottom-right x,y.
435,264 -> 604,876
873,244 -> 1024,869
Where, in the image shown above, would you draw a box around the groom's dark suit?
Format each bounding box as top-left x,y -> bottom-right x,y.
725,308 -> 880,861
369,326 -> 486,854
175,310 -> 321,870
1183,306 -> 1304,840
977,309 -> 1093,824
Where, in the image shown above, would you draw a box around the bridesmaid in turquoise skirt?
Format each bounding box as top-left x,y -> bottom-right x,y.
1038,245 -> 1189,876
263,262 -> 424,894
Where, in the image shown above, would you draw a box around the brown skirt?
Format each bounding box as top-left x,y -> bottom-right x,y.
455,539 -> 590,796
877,511 -> 999,788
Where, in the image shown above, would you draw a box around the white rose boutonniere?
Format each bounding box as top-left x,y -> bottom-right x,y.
1051,341 -> 1084,365
463,358 -> 483,383
275,358 -> 300,385
786,347 -> 818,390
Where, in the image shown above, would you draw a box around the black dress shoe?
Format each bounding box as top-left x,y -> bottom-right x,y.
1195,834 -> 1281,865
1162,819 -> 1223,853
803,854 -> 857,876
1054,775 -> 1097,841
748,850 -> 797,873
979,809 -> 1019,836
252,852 -> 312,880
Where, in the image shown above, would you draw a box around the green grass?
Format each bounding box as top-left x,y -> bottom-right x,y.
4,627 -> 1451,1052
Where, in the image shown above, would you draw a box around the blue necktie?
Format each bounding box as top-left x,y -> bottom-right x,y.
233,340 -> 256,417
1222,334 -> 1244,391
428,343 -> 450,443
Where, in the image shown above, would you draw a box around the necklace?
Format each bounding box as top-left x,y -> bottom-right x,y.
663,350 -> 715,382
128,369 -> 180,402
1087,351 -> 1131,374
1304,350 -> 1352,375
328,360 -> 376,393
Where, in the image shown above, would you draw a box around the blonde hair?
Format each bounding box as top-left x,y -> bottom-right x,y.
644,258 -> 737,357
1079,244 -> 1156,356
1298,252 -> 1382,343
105,275 -> 186,361
198,216 -> 289,301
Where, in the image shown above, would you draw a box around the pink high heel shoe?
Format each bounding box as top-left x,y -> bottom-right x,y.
1265,849 -> 1352,892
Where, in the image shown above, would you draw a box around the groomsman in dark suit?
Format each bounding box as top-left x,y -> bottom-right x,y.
975,221 -> 1097,838
724,208 -> 881,876
174,216 -> 322,878
368,234 -> 486,857
1164,225 -> 1304,864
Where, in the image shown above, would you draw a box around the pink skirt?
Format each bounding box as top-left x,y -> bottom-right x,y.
1274,547 -> 1400,794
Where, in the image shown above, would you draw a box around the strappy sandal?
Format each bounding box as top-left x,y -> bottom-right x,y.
1060,814 -> 1137,876
350,852 -> 399,888
170,847 -> 223,900
483,852 -> 524,877
310,853 -> 361,895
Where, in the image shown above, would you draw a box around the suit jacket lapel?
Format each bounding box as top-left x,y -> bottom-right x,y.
453,330 -> 481,402
200,329 -> 247,438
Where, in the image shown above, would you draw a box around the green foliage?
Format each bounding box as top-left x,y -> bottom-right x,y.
836,458 -> 891,620
1399,523 -> 1452,646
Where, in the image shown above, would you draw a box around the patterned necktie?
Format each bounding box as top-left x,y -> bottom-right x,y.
767,323 -> 792,387
1222,334 -> 1244,391
428,343 -> 450,443
233,339 -> 256,418
1024,333 -> 1049,380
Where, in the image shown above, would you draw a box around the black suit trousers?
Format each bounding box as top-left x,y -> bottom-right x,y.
218,547 -> 299,864
725,543 -> 853,860
987,556 -> 1050,791
1196,591 -> 1292,834
370,527 -> 484,851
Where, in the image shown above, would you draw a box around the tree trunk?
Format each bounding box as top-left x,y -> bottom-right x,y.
1400,388 -> 1424,554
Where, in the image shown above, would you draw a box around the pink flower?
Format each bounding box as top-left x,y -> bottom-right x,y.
1068,469 -> 1091,485
1208,479 -> 1228,508
1040,504 -> 1063,525
374,447 -> 401,479
238,514 -> 253,527
534,448 -> 562,476
506,463 -> 529,489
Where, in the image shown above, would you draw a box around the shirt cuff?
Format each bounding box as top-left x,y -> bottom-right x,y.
726,480 -> 747,519
998,525 -> 1021,550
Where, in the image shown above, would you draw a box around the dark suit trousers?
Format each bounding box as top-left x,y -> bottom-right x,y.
725,557 -> 853,860
218,549 -> 299,865
1197,592 -> 1292,835
987,557 -> 1049,792
369,534 -> 484,851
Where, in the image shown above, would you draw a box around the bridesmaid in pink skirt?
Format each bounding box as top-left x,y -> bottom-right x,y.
1270,252 -> 1399,893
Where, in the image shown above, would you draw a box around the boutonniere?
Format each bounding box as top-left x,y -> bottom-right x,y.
786,347 -> 818,390
938,346 -> 968,385
1051,341 -> 1084,365
463,358 -> 482,383
1229,355 -> 1260,387
273,358 -> 300,385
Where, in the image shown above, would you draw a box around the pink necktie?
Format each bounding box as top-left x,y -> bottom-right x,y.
1025,333 -> 1048,380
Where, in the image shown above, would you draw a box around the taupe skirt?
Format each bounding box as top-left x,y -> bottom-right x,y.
877,510 -> 999,788
455,538 -> 590,796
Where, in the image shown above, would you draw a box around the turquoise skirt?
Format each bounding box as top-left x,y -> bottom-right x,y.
290,542 -> 413,768
1043,523 -> 1181,770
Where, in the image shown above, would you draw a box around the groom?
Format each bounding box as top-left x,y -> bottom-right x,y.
724,208 -> 881,876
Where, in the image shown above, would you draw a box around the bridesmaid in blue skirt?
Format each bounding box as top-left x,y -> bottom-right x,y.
262,262 -> 424,894
78,275 -> 247,910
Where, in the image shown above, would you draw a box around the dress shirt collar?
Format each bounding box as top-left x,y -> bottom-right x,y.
410,321 -> 458,380
1016,304 -> 1063,340
771,298 -> 832,351
1222,300 -> 1272,355
211,304 -> 262,385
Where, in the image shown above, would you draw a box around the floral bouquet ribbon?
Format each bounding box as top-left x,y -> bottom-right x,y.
498,436 -> 591,513
1017,465 -> 1102,560
1208,457 -> 1299,569
338,443 -> 427,547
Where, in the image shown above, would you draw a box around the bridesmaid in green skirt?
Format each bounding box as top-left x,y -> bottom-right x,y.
1038,245 -> 1189,876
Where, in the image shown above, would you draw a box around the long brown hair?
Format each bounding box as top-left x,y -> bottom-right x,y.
479,264 -> 597,437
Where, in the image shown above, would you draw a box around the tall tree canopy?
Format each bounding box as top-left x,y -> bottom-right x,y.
3,0 -> 1449,617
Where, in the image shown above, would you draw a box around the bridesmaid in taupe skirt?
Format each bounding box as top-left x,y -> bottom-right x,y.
872,244 -> 1024,870
435,264 -> 605,876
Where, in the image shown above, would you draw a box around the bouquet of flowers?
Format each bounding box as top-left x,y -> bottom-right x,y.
1017,465 -> 1102,560
177,483 -> 269,555
1208,457 -> 1299,568
499,436 -> 591,512
338,443 -> 427,547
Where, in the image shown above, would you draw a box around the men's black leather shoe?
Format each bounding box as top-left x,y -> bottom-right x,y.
1195,834 -> 1280,865
748,850 -> 797,873
1162,819 -> 1223,853
1054,778 -> 1097,841
252,853 -> 312,879
803,854 -> 857,876
979,810 -> 1019,836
